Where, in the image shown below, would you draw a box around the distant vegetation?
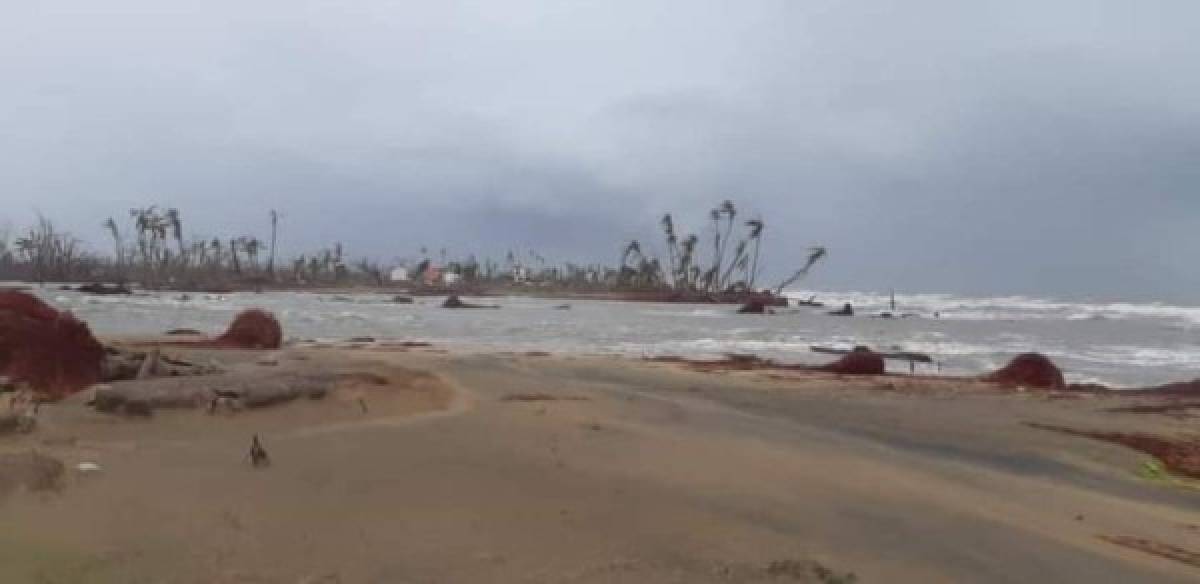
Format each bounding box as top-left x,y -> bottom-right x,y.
0,201 -> 824,296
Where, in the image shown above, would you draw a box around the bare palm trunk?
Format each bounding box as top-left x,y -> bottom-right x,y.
748,233 -> 762,290
267,210 -> 278,278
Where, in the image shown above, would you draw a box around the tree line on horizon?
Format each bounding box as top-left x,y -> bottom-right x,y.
0,201 -> 825,295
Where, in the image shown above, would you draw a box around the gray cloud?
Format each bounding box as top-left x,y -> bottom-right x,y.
2,1 -> 1198,301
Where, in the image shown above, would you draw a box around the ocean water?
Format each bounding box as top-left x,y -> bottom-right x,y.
19,284 -> 1200,388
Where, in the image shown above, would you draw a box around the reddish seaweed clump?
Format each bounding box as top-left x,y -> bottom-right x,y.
0,291 -> 105,400
215,309 -> 282,349
813,347 -> 885,375
982,353 -> 1065,390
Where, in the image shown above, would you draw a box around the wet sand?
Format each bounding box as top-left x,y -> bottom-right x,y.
2,345 -> 1200,582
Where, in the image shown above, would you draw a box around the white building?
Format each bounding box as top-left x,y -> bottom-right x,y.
389,267 -> 410,282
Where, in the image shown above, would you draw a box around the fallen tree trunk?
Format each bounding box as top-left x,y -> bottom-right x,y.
91,374 -> 333,415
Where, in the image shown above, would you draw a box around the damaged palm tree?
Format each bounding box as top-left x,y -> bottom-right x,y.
774,247 -> 827,296
618,201 -> 825,304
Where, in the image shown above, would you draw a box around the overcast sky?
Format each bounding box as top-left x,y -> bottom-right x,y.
2,1 -> 1198,301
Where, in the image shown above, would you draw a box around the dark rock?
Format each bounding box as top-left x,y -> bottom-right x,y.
828,303 -> 854,316
391,295 -> 414,304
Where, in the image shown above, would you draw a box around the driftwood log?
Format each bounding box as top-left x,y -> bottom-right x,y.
101,347 -> 221,382
91,374 -> 333,415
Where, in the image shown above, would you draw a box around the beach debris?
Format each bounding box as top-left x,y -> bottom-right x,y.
442,295 -> 499,309
0,450 -> 65,495
553,304 -> 572,310
347,337 -> 376,343
0,411 -> 36,435
136,348 -> 161,379
827,303 -> 854,316
93,385 -> 155,417
76,461 -> 102,473
93,374 -> 332,415
1098,535 -> 1200,569
795,295 -> 824,307
256,353 -> 280,366
765,559 -> 857,583
391,295 -> 414,304
1105,401 -> 1200,417
248,434 -> 271,467
982,353 -> 1065,390
102,347 -> 220,381
215,309 -> 283,349
501,393 -> 589,402
0,291 -> 105,400
165,328 -> 202,335
357,398 -> 368,413
1028,422 -> 1200,479
1126,378 -> 1200,397
811,346 -> 932,364
208,389 -> 244,414
813,346 -> 885,375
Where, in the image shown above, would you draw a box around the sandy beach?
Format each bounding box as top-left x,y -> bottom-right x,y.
2,341 -> 1199,583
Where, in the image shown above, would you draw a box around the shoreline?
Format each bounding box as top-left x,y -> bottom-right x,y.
16,279 -> 794,306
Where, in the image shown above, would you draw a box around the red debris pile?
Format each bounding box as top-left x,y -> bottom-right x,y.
813,346 -> 885,375
214,309 -> 283,349
0,291 -> 105,400
1029,423 -> 1200,479
982,353 -> 1065,390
